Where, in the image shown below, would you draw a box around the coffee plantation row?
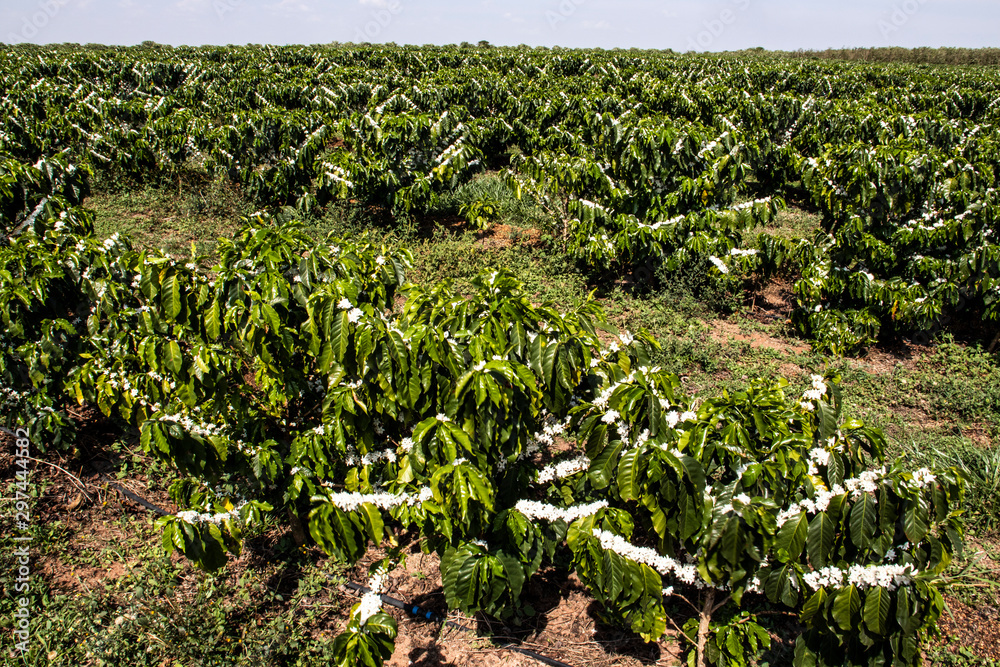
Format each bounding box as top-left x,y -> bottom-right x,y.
2,44 -> 998,354
0,44 -> 989,666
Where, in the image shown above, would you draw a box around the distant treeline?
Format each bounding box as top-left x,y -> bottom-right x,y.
729,47 -> 1000,66
3,42 -> 1000,66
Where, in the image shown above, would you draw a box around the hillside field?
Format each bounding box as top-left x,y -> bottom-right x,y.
1,44 -> 998,667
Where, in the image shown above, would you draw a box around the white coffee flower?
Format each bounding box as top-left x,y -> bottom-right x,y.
536,456 -> 590,484
356,591 -> 382,625
515,500 -> 607,523
709,256 -> 730,274
809,448 -> 831,467
910,468 -> 937,488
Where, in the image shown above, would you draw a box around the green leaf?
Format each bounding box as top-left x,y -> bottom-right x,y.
603,547 -> 626,601
832,585 -> 861,631
164,340 -> 183,374
617,447 -> 644,501
318,341 -> 334,374
816,400 -> 837,440
588,440 -> 622,490
541,340 -> 559,386
359,503 -> 384,545
764,564 -> 801,607
497,551 -> 526,599
903,498 -> 930,544
776,511 -> 808,562
162,272 -> 182,320
330,310 -> 350,362
863,586 -> 891,636
896,585 -> 917,634
677,454 -> 707,495
850,494 -> 877,549
719,516 -> 740,566
205,299 -> 221,340
362,612 -> 398,640
793,635 -> 818,667
807,511 -> 835,569
800,589 -> 827,626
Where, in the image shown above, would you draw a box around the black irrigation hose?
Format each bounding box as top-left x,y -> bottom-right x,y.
0,427 -> 171,517
344,581 -> 465,627
344,581 -> 577,667
99,476 -> 171,515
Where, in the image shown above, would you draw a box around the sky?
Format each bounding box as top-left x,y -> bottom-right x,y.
2,0 -> 998,51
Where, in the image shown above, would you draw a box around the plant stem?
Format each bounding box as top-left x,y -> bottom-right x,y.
696,588 -> 715,667
288,505 -> 308,546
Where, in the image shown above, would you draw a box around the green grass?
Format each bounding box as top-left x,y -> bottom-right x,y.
409,226 -> 586,303
926,646 -> 1000,667
916,337 -> 1000,427
896,434 -> 1000,533
86,175 -> 251,259
760,204 -> 822,241
282,201 -> 416,247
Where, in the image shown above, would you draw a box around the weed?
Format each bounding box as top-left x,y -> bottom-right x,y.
432,173 -> 546,230
926,645 -> 1000,667
897,435 -> 1000,533
655,254 -> 745,316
